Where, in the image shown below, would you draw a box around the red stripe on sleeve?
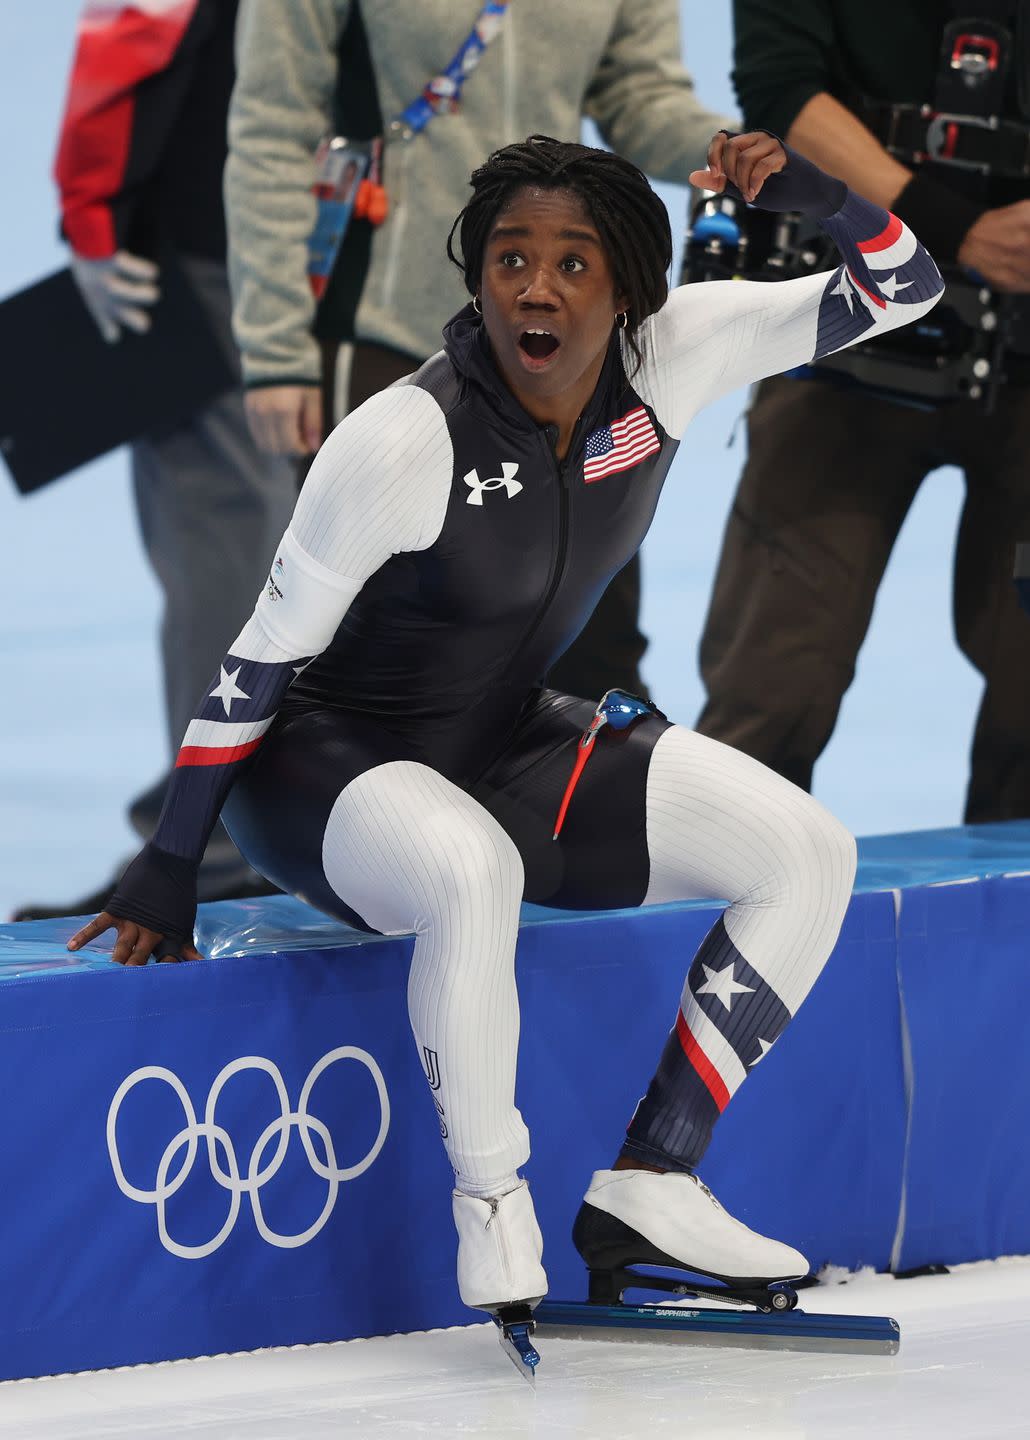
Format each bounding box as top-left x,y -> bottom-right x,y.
846,269 -> 887,309
175,737 -> 265,769
676,1011 -> 731,1112
856,212 -> 902,254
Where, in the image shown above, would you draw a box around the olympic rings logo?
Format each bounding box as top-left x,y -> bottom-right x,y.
107,1049 -> 390,1259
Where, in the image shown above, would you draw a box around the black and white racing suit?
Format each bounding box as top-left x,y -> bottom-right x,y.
105,161 -> 943,1194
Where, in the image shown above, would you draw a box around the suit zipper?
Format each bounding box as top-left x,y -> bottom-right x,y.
469,426 -> 575,785
508,425 -> 572,668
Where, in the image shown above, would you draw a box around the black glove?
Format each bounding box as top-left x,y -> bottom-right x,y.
106,842 -> 199,944
720,131 -> 848,219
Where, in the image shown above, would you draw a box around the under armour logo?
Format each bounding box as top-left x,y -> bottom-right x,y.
464,462 -> 522,506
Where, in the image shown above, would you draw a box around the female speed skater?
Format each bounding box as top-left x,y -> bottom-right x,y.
69,131 -> 943,1324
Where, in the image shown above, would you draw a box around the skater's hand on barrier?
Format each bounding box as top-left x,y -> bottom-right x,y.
958,201 -> 1030,293
67,912 -> 204,965
70,251 -> 161,344
690,131 -> 786,203
245,385 -> 323,456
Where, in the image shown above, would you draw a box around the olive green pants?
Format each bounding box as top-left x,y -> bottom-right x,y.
697,374 -> 1030,823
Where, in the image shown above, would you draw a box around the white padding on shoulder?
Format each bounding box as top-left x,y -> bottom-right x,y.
291,384 -> 454,573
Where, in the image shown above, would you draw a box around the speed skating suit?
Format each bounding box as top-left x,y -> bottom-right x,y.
107,178 -> 942,1191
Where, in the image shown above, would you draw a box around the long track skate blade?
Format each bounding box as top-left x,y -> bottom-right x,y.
534,1301 -> 900,1356
495,1318 -> 541,1384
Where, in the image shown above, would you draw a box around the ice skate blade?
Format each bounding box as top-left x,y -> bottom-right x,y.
534,1301 -> 900,1356
493,1308 -> 541,1384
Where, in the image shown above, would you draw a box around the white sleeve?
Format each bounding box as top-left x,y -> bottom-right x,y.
147,381 -> 453,873
632,196 -> 944,440
243,383 -> 454,658
630,274 -> 834,439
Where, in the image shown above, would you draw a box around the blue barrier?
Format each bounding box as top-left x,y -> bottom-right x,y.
1,822 -> 1028,1381
894,873 -> 1030,1271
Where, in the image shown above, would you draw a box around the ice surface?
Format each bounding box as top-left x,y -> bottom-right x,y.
1,1259 -> 1027,1439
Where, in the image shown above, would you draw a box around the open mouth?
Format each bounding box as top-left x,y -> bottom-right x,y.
518,328 -> 560,362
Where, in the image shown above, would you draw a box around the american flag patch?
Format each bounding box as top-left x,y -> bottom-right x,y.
583,406 -> 660,483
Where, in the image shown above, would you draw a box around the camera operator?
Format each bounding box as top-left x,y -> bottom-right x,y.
695,0 -> 1030,823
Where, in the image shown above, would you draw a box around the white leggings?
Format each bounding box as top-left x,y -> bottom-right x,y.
321,724 -> 856,1196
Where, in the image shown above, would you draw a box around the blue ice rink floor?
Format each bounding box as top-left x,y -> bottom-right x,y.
2,1260 -> 1027,1439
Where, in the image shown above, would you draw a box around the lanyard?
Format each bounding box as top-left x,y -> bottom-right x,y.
393,2 -> 511,139
308,1 -> 512,290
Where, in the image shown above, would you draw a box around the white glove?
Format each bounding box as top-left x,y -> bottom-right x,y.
70,250 -> 161,343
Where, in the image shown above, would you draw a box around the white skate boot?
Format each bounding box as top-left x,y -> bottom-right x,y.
453,1179 -> 548,1312
573,1168 -> 807,1310
454,1180 -> 548,1381
531,1170 -> 898,1355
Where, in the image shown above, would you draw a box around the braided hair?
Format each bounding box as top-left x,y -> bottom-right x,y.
447,135 -> 672,372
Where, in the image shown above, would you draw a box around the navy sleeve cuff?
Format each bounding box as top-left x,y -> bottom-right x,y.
721,135 -> 847,218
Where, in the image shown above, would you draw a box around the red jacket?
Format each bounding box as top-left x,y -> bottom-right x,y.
54,0 -> 237,261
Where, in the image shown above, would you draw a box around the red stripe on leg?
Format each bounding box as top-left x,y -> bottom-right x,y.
676,1011 -> 730,1112
856,212 -> 902,254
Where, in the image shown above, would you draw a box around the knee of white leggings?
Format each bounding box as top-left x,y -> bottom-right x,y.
412,805 -> 526,934
777,796 -> 857,913
321,761 -> 525,937
722,792 -> 856,1004
645,725 -> 856,919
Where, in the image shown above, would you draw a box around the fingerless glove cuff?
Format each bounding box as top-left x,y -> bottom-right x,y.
719,131 -> 848,218
107,843 -> 199,943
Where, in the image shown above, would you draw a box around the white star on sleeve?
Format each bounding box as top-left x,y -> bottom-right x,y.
209,663 -> 251,717
695,961 -> 755,1012
875,272 -> 912,300
831,270 -> 856,314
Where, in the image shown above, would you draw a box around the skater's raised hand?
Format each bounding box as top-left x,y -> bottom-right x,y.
67,910 -> 203,965
690,131 -> 786,204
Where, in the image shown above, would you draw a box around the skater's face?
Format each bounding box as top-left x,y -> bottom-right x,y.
479,186 -> 628,415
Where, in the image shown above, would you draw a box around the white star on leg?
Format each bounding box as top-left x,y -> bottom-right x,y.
749,1037 -> 775,1067
209,663 -> 251,717
695,961 -> 755,1013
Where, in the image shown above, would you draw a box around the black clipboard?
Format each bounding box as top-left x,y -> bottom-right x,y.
0,259 -> 237,494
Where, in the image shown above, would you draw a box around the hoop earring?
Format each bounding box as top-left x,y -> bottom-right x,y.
616,311 -> 628,330
472,295 -> 482,314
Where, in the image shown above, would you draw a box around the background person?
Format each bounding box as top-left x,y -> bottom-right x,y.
68,132 -> 941,1313
695,0 -> 1030,823
14,0 -> 295,921
225,0 -> 734,705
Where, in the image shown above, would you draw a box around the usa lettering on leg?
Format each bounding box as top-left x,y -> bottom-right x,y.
422,1046 -> 448,1137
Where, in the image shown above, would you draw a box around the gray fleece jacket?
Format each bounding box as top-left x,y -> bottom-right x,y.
226,0 -> 732,386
